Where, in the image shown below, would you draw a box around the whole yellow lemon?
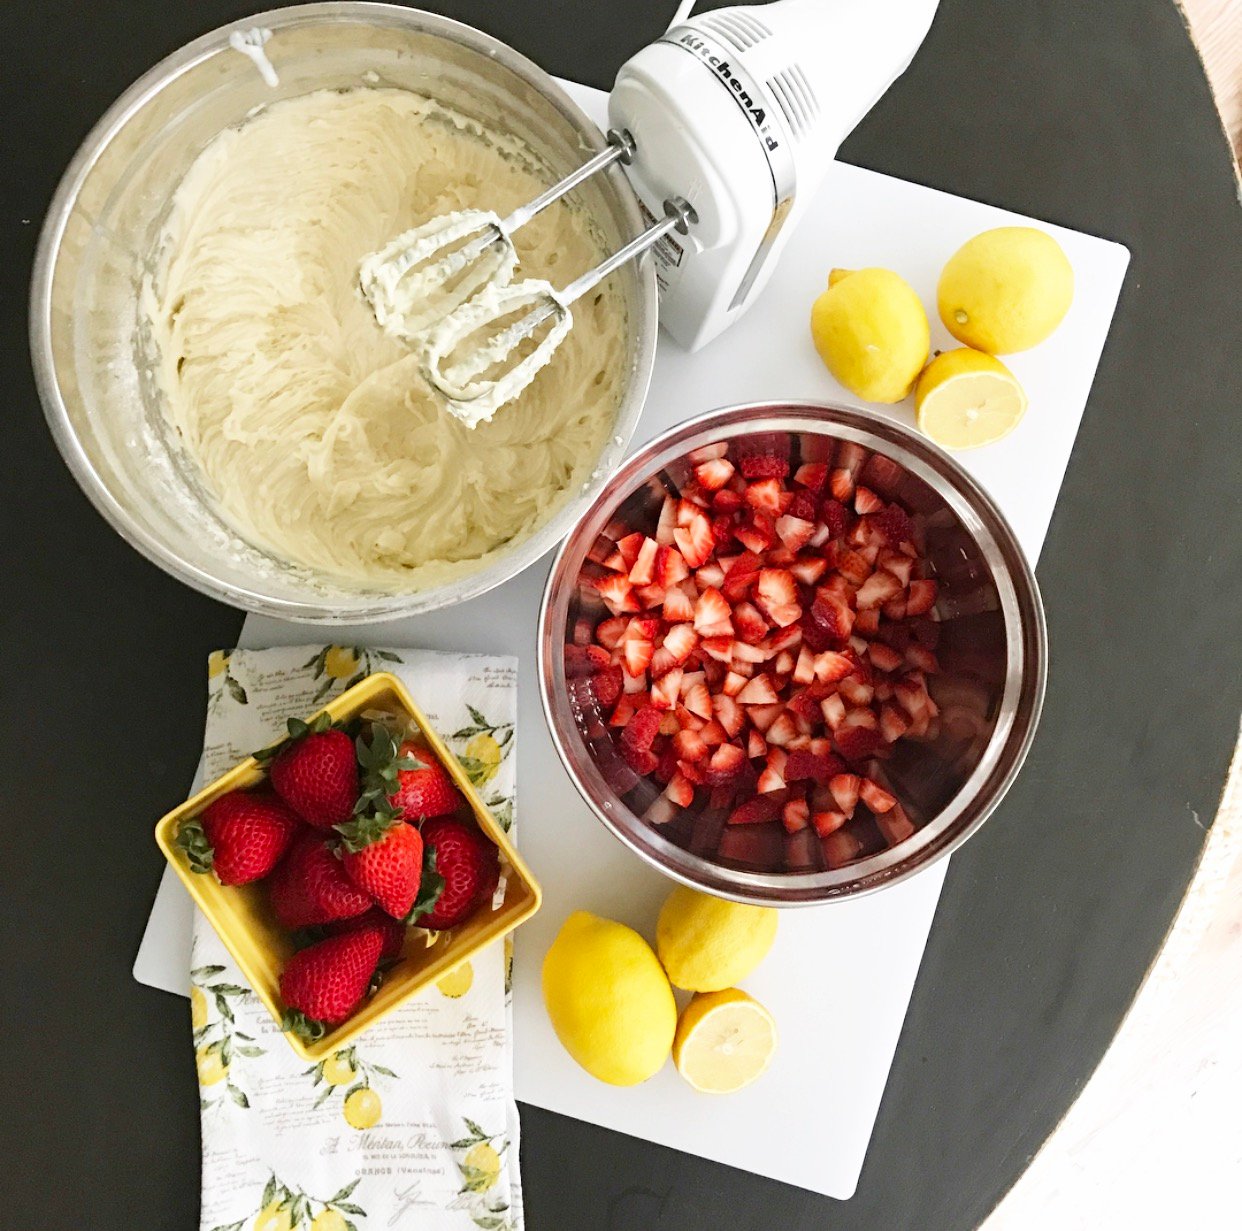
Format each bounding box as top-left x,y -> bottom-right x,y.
541,911 -> 676,1086
938,227 -> 1073,353
810,268 -> 930,403
656,886 -> 777,992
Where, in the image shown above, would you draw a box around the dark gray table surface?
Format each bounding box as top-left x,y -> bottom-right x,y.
3,1 -> 1240,1228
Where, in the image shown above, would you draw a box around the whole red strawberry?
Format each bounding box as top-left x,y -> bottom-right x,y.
416,817 -> 500,930
328,908 -> 406,960
280,923 -> 386,1036
335,810 -> 424,920
265,714 -> 359,829
355,723 -> 462,822
391,743 -> 461,820
177,790 -> 301,885
268,833 -> 372,929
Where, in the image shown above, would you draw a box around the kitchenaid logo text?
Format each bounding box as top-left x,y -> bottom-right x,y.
677,33 -> 780,151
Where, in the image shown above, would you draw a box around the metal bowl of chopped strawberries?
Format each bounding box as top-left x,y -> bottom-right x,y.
538,401 -> 1047,904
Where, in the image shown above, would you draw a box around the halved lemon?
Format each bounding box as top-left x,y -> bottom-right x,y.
672,988 -> 777,1094
915,347 -> 1028,449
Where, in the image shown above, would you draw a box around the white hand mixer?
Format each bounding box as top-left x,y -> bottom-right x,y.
360,0 -> 940,426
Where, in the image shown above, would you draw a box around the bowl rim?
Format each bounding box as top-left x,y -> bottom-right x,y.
538,399 -> 1048,905
28,2 -> 657,623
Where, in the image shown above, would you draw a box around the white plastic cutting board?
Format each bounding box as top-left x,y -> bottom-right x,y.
135,81 -> 1128,1199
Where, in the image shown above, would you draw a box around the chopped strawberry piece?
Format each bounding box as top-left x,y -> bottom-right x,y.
782,798 -> 810,833
722,670 -> 749,697
627,537 -> 658,586
766,712 -> 798,746
662,588 -> 695,623
786,490 -> 818,523
906,644 -> 939,674
712,487 -> 744,513
821,694 -> 847,729
683,680 -> 713,720
664,772 -> 695,808
835,725 -> 883,762
695,560 -> 726,590
720,551 -> 761,601
736,434 -> 791,480
856,570 -> 903,610
706,743 -> 747,784
879,703 -> 910,743
766,624 -> 804,655
595,616 -> 628,650
853,608 -> 881,636
619,704 -> 660,755
868,641 -> 905,673
882,595 -> 907,621
590,667 -> 623,709
699,636 -> 734,663
793,646 -> 817,686
835,548 -> 871,586
854,486 -> 884,515
745,478 -> 786,517
813,810 -> 850,838
785,750 -> 844,784
794,461 -> 829,493
595,574 -> 639,615
622,633 -> 655,677
736,674 -> 779,705
859,779 -> 897,813
829,468 -> 855,501
624,747 -> 659,775
747,702 -> 784,733
693,587 -> 734,637
747,728 -> 767,759
583,644 -> 610,670
774,649 -> 795,676
829,773 -> 861,815
905,578 -> 938,616
654,545 -> 690,588
775,515 -> 815,552
871,503 -> 913,546
661,623 -> 698,666
697,719 -> 727,748
674,509 -> 714,568
609,694 -> 637,727
755,568 -> 796,614
733,601 -> 769,645
615,532 -> 645,567
812,651 -> 852,683
673,728 -> 709,762
734,517 -> 774,555
727,796 -> 781,826
804,593 -> 854,651
709,514 -> 735,547
712,693 -> 745,738
694,458 -> 735,490
650,668 -> 684,711
876,548 -> 913,587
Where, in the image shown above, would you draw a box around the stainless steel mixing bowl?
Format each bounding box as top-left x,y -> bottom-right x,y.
29,3 -> 657,622
539,402 -> 1047,904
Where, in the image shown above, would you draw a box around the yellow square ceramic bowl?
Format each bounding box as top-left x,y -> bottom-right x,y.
155,671 -> 541,1061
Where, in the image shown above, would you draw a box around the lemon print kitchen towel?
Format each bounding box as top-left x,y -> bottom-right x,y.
189,645 -> 521,1231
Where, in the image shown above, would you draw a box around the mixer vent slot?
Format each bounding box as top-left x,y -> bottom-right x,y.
698,9 -> 772,51
767,66 -> 819,140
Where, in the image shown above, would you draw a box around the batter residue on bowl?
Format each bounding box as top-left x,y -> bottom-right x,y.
147,87 -> 625,588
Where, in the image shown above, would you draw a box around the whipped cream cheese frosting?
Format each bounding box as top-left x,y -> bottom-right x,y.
148,87 -> 624,587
